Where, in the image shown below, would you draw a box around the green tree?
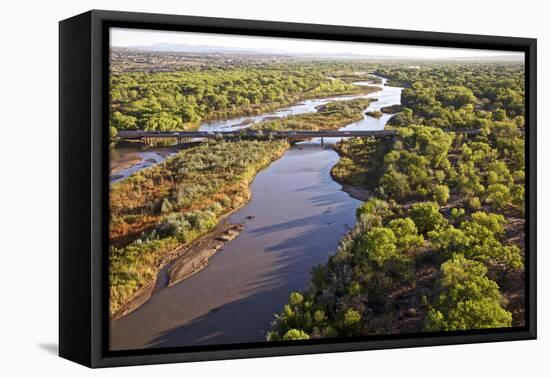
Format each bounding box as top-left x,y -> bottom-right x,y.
433,184 -> 450,205
408,202 -> 446,234
357,227 -> 397,266
109,126 -> 118,140
470,211 -> 505,237
379,168 -> 410,198
425,255 -> 512,331
356,198 -> 391,219
511,185 -> 525,212
388,218 -> 424,252
289,292 -> 304,306
486,183 -> 512,210
282,329 -> 310,340
111,111 -> 137,130
341,309 -> 362,334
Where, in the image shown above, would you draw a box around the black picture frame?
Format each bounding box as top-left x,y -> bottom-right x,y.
59,9 -> 537,368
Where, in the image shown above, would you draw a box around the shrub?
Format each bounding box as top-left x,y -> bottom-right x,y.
409,202 -> 446,234
342,309 -> 362,333
433,184 -> 450,205
486,183 -> 511,210
470,212 -> 505,237
282,329 -> 310,340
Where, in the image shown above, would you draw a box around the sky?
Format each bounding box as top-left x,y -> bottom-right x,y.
111,27 -> 524,60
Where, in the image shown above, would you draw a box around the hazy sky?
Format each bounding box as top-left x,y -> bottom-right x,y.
111,27 -> 523,60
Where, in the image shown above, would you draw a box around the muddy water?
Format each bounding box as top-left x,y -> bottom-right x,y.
110,77 -> 402,350
110,145 -> 361,349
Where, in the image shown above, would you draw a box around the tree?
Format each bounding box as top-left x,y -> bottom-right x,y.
433,184 -> 450,205
492,109 -> 507,121
357,227 -> 397,266
379,168 -> 410,198
424,255 -> 512,331
282,329 -> 310,340
470,211 -> 505,237
494,245 -> 524,272
388,218 -> 424,252
450,208 -> 465,223
437,85 -> 477,108
486,183 -> 512,210
486,161 -> 512,186
111,111 -> 137,131
289,292 -> 304,307
109,126 -> 118,140
511,185 -> 525,212
355,198 -> 391,224
408,202 -> 446,234
342,309 -> 362,333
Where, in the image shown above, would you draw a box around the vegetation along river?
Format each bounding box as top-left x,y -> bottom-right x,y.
109,77 -> 402,350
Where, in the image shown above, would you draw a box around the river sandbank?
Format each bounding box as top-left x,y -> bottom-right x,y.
111,209 -> 247,321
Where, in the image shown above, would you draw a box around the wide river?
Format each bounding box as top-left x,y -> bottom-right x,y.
110,77 -> 402,350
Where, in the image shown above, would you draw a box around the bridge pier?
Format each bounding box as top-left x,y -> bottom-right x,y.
321,137 -> 324,147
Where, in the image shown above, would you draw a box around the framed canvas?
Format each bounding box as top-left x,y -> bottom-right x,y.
59,10 -> 537,368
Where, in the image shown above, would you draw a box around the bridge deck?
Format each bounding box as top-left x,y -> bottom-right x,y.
118,128 -> 483,140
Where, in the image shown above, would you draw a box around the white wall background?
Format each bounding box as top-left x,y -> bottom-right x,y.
0,0 -> 546,376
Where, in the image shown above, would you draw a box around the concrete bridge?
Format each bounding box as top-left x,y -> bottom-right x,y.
118,129 -> 399,146
117,128 -> 484,146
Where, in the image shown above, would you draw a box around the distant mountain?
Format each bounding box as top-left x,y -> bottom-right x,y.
126,42 -> 290,56
116,43 -> 524,62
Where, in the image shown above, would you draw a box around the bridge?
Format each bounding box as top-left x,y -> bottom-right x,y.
118,129 -> 399,146
118,128 -> 485,146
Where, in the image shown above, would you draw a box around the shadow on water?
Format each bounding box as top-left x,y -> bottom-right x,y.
146,209 -> 352,348
110,145 -> 361,351
249,211 -> 342,237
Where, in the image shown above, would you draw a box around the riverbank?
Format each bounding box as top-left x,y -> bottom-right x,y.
111,208 -> 246,320
110,152 -> 142,176
251,98 -> 376,132
201,84 -> 380,124
269,123 -> 526,340
110,144 -> 364,350
109,146 -> 184,183
111,141 -> 374,321
109,140 -> 290,317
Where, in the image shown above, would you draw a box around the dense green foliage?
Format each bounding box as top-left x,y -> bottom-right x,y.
110,66 -> 368,132
377,64 -> 525,129
269,195 -> 520,339
424,255 -> 512,331
109,140 -> 288,316
270,62 -> 525,340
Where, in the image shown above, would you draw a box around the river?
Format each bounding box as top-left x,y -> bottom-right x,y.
109,76 -> 402,350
